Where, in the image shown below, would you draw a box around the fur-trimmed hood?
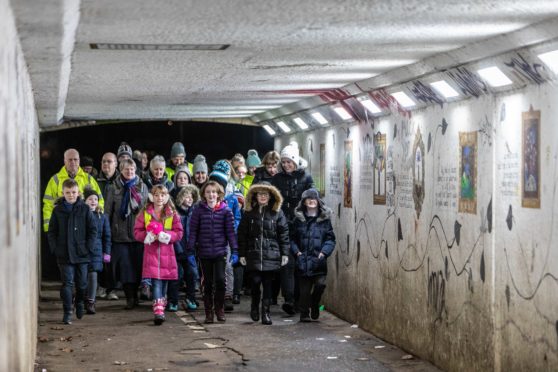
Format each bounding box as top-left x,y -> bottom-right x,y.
244,183 -> 283,212
293,198 -> 332,223
175,184 -> 200,207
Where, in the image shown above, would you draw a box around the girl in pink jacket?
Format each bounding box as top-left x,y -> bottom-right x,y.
134,185 -> 183,325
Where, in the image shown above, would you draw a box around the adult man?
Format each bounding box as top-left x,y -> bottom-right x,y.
42,148 -> 103,232
165,142 -> 193,180
96,152 -> 119,198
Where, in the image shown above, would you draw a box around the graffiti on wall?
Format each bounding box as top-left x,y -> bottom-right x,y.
447,66 -> 489,98
504,53 -> 546,85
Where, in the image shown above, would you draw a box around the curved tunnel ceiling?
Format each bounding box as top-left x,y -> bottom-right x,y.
11,0 -> 558,128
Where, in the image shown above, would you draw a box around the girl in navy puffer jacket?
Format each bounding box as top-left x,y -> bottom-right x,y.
187,181 -> 238,324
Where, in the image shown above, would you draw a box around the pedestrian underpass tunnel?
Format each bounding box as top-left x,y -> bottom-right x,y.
3,1 -> 558,371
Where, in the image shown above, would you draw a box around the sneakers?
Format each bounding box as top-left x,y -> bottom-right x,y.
232,295 -> 240,304
167,303 -> 178,312
186,299 -> 197,311
86,300 -> 96,315
63,313 -> 72,324
224,298 -> 234,312
97,287 -> 107,299
106,292 -> 119,301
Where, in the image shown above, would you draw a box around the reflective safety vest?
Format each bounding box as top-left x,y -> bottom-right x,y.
165,162 -> 193,182
144,211 -> 173,231
42,166 -> 104,232
236,174 -> 254,198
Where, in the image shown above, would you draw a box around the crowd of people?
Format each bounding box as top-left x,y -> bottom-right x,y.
43,140 -> 336,326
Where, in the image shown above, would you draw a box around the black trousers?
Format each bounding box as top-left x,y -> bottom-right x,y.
251,271 -> 276,301
298,275 -> 327,314
200,256 -> 227,297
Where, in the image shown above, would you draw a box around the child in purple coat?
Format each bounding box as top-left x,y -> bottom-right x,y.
187,181 -> 238,324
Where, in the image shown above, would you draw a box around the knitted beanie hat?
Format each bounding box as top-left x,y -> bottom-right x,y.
192,154 -> 208,174
209,159 -> 231,189
81,156 -> 94,167
117,142 -> 133,160
170,142 -> 186,159
83,187 -> 99,201
280,142 -> 300,167
246,149 -> 261,168
301,188 -> 319,201
173,164 -> 192,184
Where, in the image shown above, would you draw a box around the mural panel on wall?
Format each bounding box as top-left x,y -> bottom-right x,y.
373,132 -> 386,205
344,140 -> 353,208
522,108 -> 540,208
319,143 -> 325,197
412,129 -> 425,218
459,131 -> 477,214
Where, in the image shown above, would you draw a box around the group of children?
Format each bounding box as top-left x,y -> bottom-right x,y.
48,144 -> 336,327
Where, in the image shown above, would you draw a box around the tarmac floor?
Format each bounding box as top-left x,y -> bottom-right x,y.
35,282 -> 442,372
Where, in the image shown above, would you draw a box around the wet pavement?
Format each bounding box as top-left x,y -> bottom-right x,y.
35,282 -> 442,371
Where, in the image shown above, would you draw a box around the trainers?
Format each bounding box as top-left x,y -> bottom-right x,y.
186,299 -> 197,310
224,298 -> 234,312
97,287 -> 107,299
232,295 -> 240,304
167,303 -> 178,312
106,292 -> 119,301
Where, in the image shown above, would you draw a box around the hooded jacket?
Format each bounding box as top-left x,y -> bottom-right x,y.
89,210 -> 111,272
271,167 -> 314,223
238,183 -> 290,272
47,197 -> 97,265
290,198 -> 336,277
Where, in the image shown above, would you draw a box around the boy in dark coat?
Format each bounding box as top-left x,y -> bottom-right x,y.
47,179 -> 97,324
290,188 -> 336,322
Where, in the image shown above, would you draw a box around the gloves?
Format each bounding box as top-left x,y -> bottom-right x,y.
158,231 -> 171,244
318,252 -> 325,259
144,232 -> 156,245
230,253 -> 239,265
187,255 -> 197,268
281,255 -> 289,266
239,257 -> 247,266
103,253 -> 111,263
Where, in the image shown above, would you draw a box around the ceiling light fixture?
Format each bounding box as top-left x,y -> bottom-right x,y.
430,80 -> 460,98
262,124 -> 276,136
477,66 -> 513,87
391,91 -> 416,108
293,117 -> 309,130
276,121 -> 292,133
358,98 -> 382,114
537,50 -> 558,74
311,112 -> 328,125
334,107 -> 352,120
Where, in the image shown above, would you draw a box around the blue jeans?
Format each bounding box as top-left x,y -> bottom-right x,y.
58,263 -> 88,313
151,279 -> 168,300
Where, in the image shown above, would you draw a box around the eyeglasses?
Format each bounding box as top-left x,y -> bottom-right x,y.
102,160 -> 115,163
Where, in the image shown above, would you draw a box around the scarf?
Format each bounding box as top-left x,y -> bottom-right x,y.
119,176 -> 141,220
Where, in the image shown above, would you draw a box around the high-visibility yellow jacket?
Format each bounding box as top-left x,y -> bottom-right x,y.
42,166 -> 104,232
165,162 -> 193,181
236,174 -> 254,198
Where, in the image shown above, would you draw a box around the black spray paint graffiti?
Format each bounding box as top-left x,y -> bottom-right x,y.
447,66 -> 489,98
428,266 -> 446,321
504,53 -> 546,85
478,115 -> 494,147
410,81 -> 444,108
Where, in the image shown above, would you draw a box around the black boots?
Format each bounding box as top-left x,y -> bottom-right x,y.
261,299 -> 272,325
123,284 -> 137,310
203,295 -> 214,324
250,290 -> 261,322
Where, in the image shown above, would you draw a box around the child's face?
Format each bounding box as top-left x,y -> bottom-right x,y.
265,162 -> 278,176
204,186 -> 219,204
63,186 -> 79,204
85,195 -> 99,210
153,191 -> 168,208
236,167 -> 247,179
304,198 -> 318,209
151,165 -> 165,180
182,193 -> 194,207
256,191 -> 269,206
176,173 -> 189,187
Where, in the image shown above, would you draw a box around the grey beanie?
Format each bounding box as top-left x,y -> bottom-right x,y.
117,142 -> 133,160
193,154 -> 208,174
301,188 -> 320,201
170,142 -> 186,159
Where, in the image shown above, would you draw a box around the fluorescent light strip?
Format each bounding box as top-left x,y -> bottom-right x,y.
391,91 -> 416,108
262,124 -> 276,136
311,112 -> 328,125
293,117 -> 309,130
276,121 -> 291,133
359,98 -> 382,114
538,50 -> 558,74
334,107 -> 352,120
477,66 -> 512,87
430,80 -> 459,98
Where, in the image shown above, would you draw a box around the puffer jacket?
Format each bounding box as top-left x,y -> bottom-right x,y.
89,211 -> 111,272
104,176 -> 148,243
187,201 -> 238,259
134,205 -> 183,280
238,183 -> 289,272
174,203 -> 197,259
252,166 -> 274,185
290,199 -> 336,277
271,169 -> 314,223
143,171 -> 174,193
47,198 -> 97,264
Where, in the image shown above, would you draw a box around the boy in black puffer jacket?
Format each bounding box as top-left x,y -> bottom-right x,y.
290,188 -> 336,322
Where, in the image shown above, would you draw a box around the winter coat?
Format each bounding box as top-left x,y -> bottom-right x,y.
104,176 -> 148,243
89,211 -> 112,272
174,203 -> 197,260
143,171 -> 175,192
271,169 -> 314,223
43,166 -> 104,232
134,205 -> 184,280
238,183 -> 289,272
235,174 -> 254,198
47,198 -> 97,265
96,170 -> 119,198
187,201 -> 238,259
252,167 -> 274,185
290,200 -> 336,277
224,193 -> 241,232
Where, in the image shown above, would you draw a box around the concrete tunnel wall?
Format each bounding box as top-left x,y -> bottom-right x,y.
274,81 -> 558,371
0,0 -> 41,371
